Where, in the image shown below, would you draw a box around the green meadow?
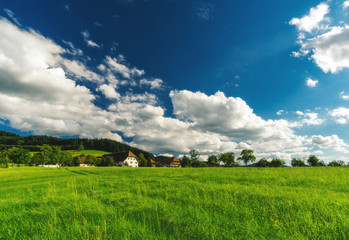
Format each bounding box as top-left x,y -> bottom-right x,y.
66,150 -> 112,157
1,167 -> 349,239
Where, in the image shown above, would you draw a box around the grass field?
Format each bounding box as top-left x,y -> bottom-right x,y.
30,149 -> 111,157
1,167 -> 349,239
65,150 -> 111,157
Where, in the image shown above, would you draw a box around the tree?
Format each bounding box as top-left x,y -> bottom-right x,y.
269,159 -> 284,167
255,158 -> 269,167
101,156 -> 114,166
138,153 -> 147,167
237,149 -> 256,166
207,155 -> 219,167
0,151 -> 9,168
291,158 -> 306,167
7,147 -> 31,166
72,156 -> 81,166
181,155 -> 191,167
317,160 -> 326,167
147,157 -> 152,167
218,152 -> 235,167
78,144 -> 84,151
60,151 -> 72,166
189,150 -> 200,167
307,155 -> 319,167
328,160 -> 345,167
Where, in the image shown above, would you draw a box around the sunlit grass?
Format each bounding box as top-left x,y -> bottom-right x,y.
0,167 -> 349,239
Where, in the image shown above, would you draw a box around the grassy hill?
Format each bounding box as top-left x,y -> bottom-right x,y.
67,150 -> 112,157
1,167 -> 349,239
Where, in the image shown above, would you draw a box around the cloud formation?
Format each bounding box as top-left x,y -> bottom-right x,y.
306,78 -> 318,88
329,107 -> 349,124
0,16 -> 347,160
291,3 -> 349,73
289,3 -> 329,33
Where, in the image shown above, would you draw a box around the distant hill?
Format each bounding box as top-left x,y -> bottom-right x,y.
0,130 -> 154,160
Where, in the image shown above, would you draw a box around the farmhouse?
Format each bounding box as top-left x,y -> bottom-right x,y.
157,156 -> 181,167
104,151 -> 139,167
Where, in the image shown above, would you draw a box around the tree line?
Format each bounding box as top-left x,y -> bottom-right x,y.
180,149 -> 348,168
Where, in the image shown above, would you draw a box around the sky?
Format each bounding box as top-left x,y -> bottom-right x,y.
1,0 -> 349,162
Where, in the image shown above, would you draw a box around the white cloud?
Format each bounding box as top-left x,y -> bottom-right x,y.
169,90 -> 305,152
289,3 -> 330,33
81,30 -> 101,48
0,17 -> 347,159
3,9 -> 20,25
329,107 -> 349,124
340,91 -> 349,100
290,112 -> 324,127
105,55 -> 144,79
306,77 -> 318,88
62,40 -> 83,56
296,111 -> 304,116
311,135 -> 348,152
0,18 -> 121,140
140,78 -> 163,89
344,1 -> 349,9
276,110 -> 285,115
97,84 -> 120,99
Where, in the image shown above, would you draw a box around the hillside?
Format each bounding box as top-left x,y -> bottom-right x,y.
0,130 -> 154,160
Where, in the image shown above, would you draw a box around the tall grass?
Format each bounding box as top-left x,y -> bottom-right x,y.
0,167 -> 349,239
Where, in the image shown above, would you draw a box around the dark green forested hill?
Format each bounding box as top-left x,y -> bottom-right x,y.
0,130 -> 154,160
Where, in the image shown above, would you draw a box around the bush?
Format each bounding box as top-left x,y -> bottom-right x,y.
291,158 -> 306,167
269,159 -> 284,167
328,160 -> 345,167
255,158 -> 269,167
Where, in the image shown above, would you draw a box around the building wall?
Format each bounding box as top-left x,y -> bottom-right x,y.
121,157 -> 138,167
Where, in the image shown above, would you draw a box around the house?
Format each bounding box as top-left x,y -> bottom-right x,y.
157,156 -> 181,167
104,151 -> 139,167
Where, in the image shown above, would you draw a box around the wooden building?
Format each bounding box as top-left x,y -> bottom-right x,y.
157,156 -> 181,167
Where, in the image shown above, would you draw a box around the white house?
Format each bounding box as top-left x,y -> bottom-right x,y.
103,151 -> 139,167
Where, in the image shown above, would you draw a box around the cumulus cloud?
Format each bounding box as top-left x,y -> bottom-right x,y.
97,84 -> 120,99
306,77 -> 318,87
290,112 -> 324,127
291,3 -> 349,74
289,3 -> 330,33
140,78 -> 163,89
0,17 -> 347,159
311,135 -> 348,152
0,18 -> 121,140
329,107 -> 349,124
81,30 -> 101,48
169,90 -> 306,152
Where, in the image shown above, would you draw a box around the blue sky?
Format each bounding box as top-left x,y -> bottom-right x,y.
1,0 -> 349,162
